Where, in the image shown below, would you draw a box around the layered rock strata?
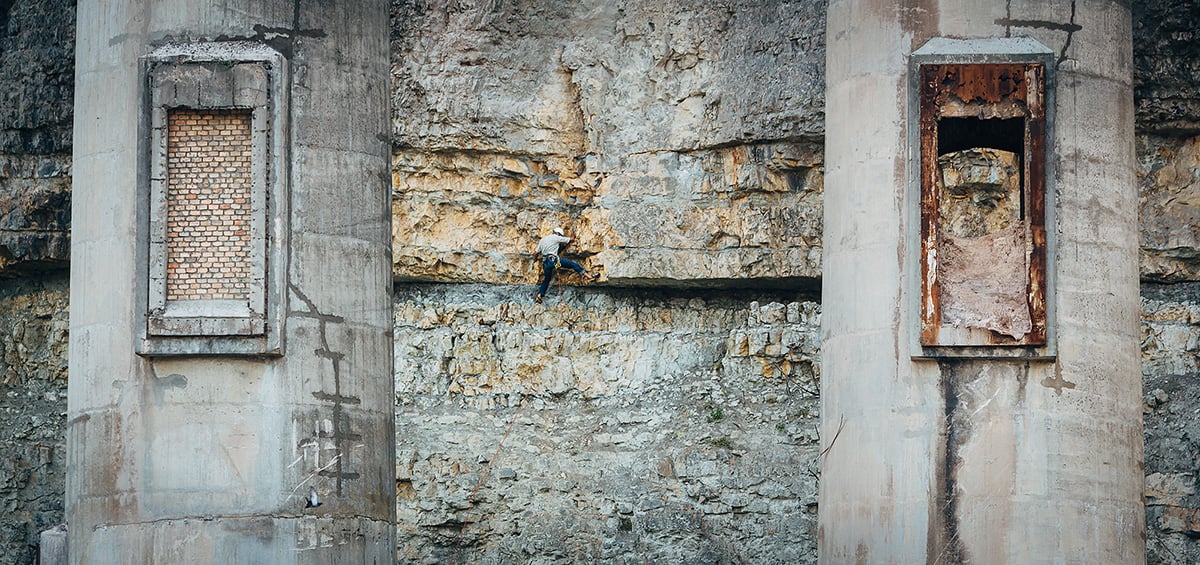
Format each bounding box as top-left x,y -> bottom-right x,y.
0,0 -> 1196,563
390,0 -> 825,288
393,285 -> 821,563
0,0 -> 73,275
0,276 -> 67,565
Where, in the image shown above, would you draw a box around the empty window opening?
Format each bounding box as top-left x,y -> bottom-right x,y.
919,63 -> 1048,349
0,0 -> 12,35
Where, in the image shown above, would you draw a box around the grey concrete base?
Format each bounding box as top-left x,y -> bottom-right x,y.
40,524 -> 67,565
83,517 -> 393,564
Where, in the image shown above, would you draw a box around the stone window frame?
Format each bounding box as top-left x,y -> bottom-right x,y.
908,38 -> 1057,359
138,43 -> 288,356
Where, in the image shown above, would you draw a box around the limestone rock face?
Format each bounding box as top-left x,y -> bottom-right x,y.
1141,282 -> 1200,565
393,285 -> 821,563
0,0 -> 74,275
390,0 -> 825,287
937,148 -> 1020,238
1139,134 -> 1200,282
0,277 -> 68,565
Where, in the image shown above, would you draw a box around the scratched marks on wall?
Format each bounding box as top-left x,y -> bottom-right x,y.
288,284 -> 364,502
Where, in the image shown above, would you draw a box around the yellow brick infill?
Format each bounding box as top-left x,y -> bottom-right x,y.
165,108 -> 253,301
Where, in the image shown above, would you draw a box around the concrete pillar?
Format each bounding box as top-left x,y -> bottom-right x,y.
820,1 -> 1142,563
67,2 -> 394,563
40,525 -> 67,565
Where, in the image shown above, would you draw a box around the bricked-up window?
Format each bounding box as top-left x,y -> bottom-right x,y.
165,109 -> 254,302
140,44 -> 287,356
916,61 -> 1050,352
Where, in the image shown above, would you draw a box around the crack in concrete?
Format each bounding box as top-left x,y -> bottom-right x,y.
1004,0 -> 1013,38
993,0 -> 1081,69
288,283 -> 360,497
92,513 -> 394,530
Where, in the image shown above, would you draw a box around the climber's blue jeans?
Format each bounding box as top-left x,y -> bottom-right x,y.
537,255 -> 586,297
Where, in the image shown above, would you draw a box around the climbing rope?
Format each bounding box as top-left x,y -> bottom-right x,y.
451,394 -> 527,558
448,248 -> 591,559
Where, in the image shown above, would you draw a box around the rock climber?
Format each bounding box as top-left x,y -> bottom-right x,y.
533,227 -> 598,304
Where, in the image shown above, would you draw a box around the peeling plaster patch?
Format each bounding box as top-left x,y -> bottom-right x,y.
938,226 -> 1031,339
150,372 -> 188,404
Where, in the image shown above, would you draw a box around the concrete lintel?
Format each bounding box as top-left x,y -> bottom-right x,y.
913,37 -> 1054,60
146,41 -> 284,65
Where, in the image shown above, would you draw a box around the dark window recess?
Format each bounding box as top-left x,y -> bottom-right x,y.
0,0 -> 12,35
918,63 -> 1047,347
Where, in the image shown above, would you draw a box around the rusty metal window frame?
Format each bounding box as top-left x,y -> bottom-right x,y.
908,38 -> 1056,359
137,43 -> 289,357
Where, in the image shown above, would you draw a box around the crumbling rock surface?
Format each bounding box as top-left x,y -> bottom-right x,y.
937,148 -> 1020,238
0,276 -> 67,565
1134,0 -> 1200,134
392,140 -> 824,287
394,284 -> 821,563
390,0 -> 825,287
0,0 -> 74,276
1141,282 -> 1200,565
1139,134 -> 1200,282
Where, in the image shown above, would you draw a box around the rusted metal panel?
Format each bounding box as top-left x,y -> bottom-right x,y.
918,62 -> 1047,348
931,64 -> 1028,106
919,65 -> 942,345
1025,64 -> 1048,345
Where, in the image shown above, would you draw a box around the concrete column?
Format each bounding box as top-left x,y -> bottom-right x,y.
820,1 -> 1142,563
67,2 -> 394,563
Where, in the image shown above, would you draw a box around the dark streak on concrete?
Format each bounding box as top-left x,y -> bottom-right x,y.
312,391 -> 361,405
896,0 -> 939,49
930,361 -> 965,565
1004,0 -> 1013,38
992,18 -> 1083,34
1016,362 -> 1029,406
250,24 -> 326,40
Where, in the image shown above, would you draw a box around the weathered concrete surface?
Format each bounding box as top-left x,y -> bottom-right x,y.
389,0 -> 826,288
68,2 -> 394,563
0,0 -> 74,275
822,1 -> 1142,563
393,284 -> 821,563
0,276 -> 67,565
